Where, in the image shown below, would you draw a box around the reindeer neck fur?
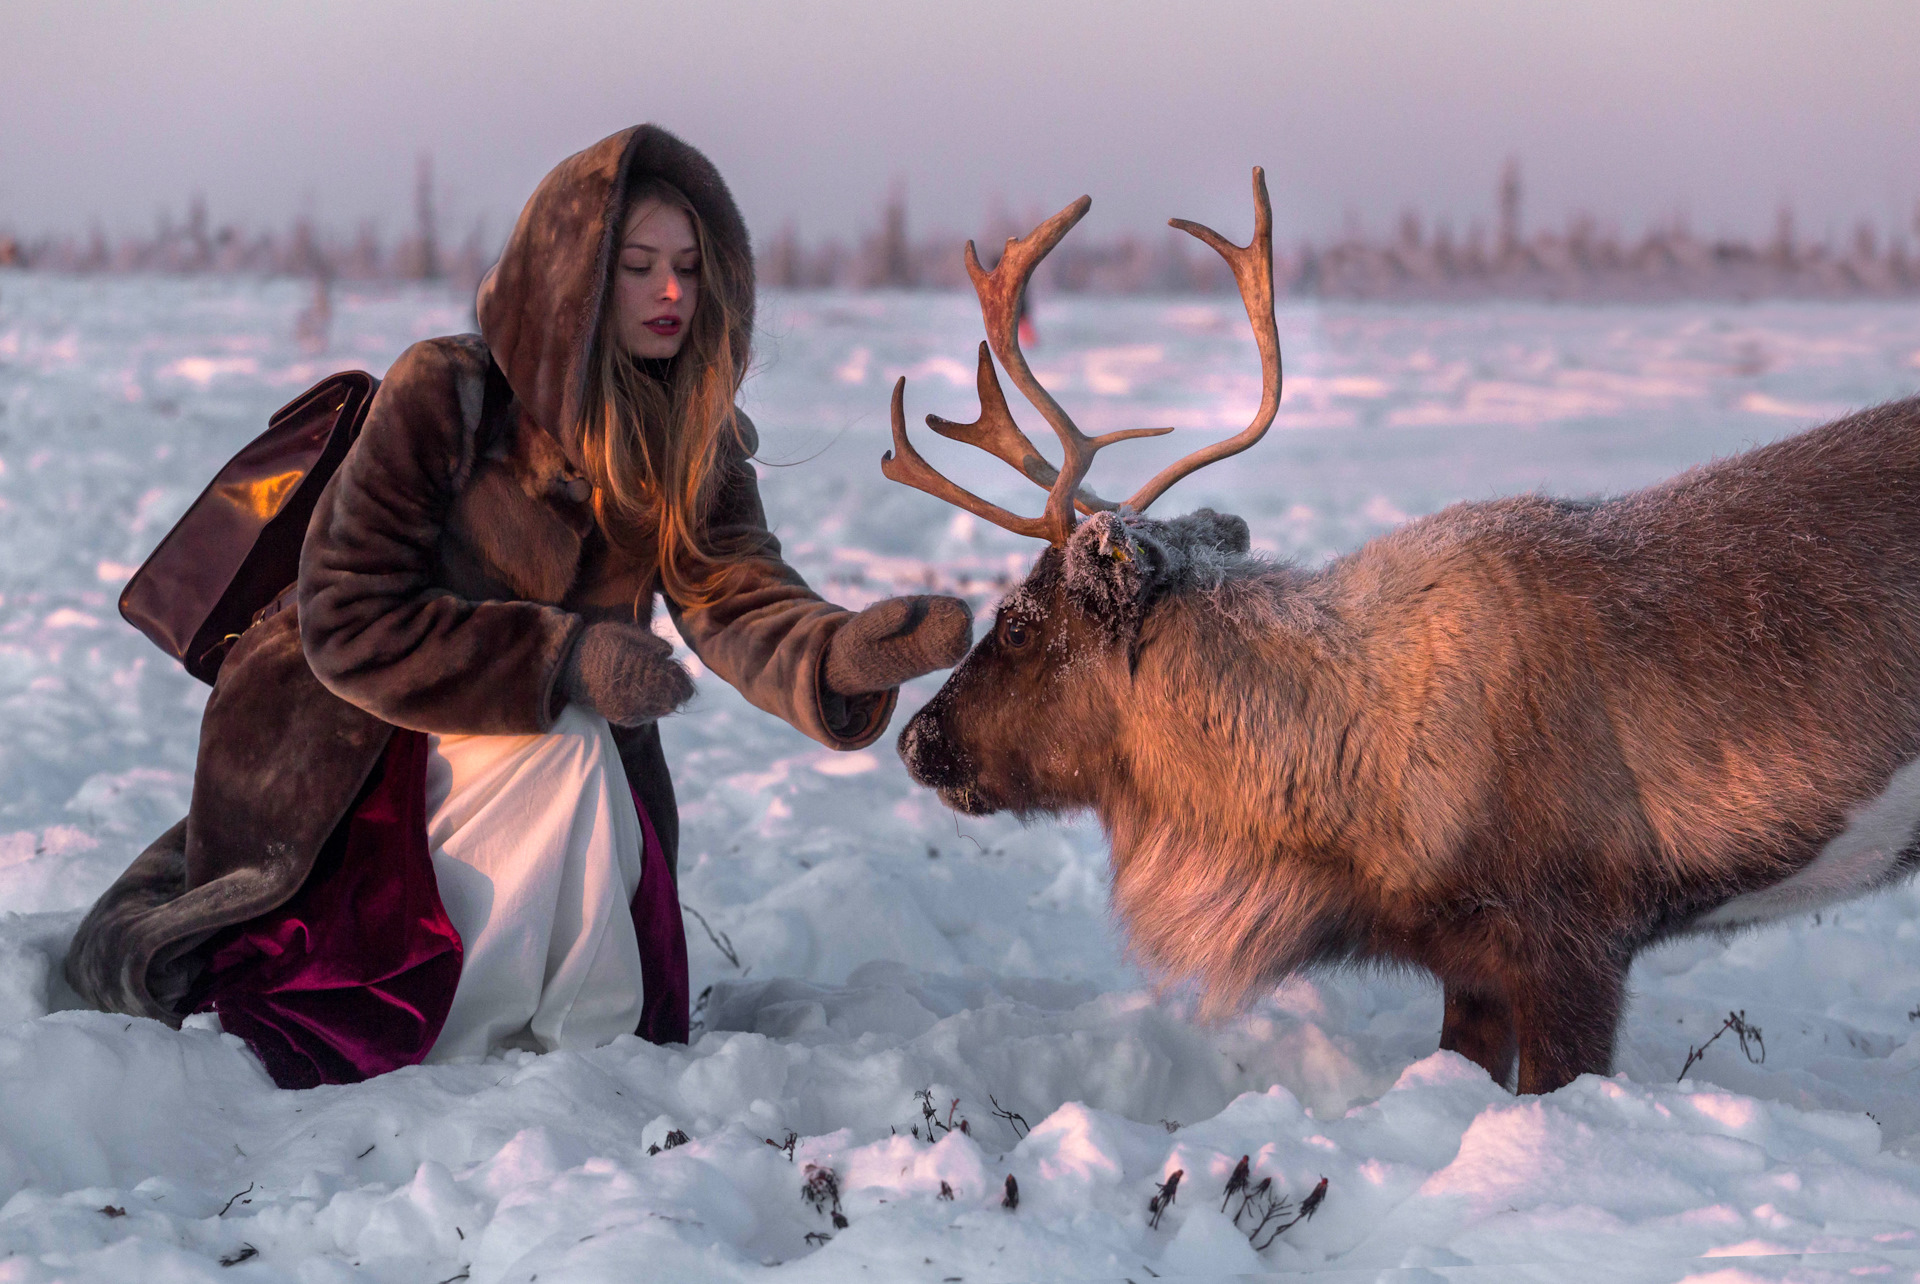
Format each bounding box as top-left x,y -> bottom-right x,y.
1088,513 -> 1608,1013
1090,548 -> 1420,1013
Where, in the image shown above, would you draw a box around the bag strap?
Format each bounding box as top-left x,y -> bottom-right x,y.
477,355 -> 514,449
252,360 -> 507,639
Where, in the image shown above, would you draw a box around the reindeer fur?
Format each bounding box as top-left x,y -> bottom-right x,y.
899,396 -> 1920,1094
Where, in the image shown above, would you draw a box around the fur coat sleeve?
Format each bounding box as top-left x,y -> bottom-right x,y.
666,412 -> 894,749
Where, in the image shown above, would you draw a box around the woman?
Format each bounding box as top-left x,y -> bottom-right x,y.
64,125 -> 970,1087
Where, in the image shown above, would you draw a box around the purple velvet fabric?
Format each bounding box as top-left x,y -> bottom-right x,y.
193,730 -> 691,1089
632,794 -> 690,1045
191,730 -> 460,1089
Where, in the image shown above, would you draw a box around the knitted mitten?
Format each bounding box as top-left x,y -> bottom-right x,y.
558,622 -> 695,726
823,595 -> 973,696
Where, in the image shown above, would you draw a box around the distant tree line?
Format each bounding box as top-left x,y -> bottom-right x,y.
0,156 -> 492,294
768,162 -> 1920,302
4,159 -> 1918,302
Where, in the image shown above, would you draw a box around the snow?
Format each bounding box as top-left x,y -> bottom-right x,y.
3,270 -> 1920,1280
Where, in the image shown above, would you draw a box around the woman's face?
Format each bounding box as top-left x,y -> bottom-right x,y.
614,199 -> 700,359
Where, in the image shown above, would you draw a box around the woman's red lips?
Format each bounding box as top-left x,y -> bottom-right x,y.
645,317 -> 682,335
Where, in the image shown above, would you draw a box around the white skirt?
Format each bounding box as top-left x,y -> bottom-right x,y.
420,704 -> 647,1062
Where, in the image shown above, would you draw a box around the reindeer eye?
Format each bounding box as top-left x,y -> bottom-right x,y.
1001,619 -> 1032,649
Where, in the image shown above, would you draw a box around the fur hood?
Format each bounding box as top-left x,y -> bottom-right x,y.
475,125 -> 754,467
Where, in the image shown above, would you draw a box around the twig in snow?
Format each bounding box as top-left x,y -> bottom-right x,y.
1235,1175 -> 1327,1251
987,1094 -> 1029,1140
681,903 -> 742,969
912,1089 -> 970,1140
217,1183 -> 254,1217
1147,1169 -> 1183,1229
804,1231 -> 832,1246
765,1131 -> 798,1161
1678,1009 -> 1766,1081
648,1129 -> 691,1156
219,1244 -> 258,1268
1235,1177 -> 1286,1240
434,1273 -> 470,1284
803,1164 -> 848,1229
357,1144 -> 376,1159
1001,1174 -> 1020,1211
1298,1177 -> 1327,1221
691,984 -> 712,1037
938,1181 -> 954,1201
1221,1155 -> 1250,1212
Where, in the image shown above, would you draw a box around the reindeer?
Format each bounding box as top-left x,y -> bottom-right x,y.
882,170 -> 1920,1095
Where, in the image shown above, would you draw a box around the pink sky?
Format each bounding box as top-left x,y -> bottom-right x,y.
6,0 -> 1918,247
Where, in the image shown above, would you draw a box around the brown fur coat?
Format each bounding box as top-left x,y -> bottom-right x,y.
67,125 -> 892,1024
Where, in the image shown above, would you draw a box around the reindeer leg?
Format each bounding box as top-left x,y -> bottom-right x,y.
1508,945 -> 1630,1096
1438,981 -> 1516,1089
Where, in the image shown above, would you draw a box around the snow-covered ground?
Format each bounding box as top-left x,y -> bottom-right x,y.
3,271 -> 1920,1281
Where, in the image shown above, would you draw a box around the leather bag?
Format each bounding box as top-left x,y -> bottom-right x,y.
119,370 -> 379,684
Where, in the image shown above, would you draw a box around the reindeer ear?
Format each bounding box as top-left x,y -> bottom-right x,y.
1166,507 -> 1250,555
1063,510 -> 1190,644
1062,512 -> 1149,634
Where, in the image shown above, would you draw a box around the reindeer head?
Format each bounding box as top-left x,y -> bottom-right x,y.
901,507 -> 1252,815
885,171 -> 1280,818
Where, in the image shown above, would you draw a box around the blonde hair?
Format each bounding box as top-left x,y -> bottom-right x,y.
580,177 -> 755,608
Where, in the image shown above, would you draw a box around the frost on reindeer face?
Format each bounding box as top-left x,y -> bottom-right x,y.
896,508 -> 1256,817
897,547 -> 1131,818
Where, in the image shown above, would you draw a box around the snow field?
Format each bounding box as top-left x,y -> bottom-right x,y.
2,273 -> 1920,1279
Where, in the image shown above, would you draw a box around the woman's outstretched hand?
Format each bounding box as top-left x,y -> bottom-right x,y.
824,595 -> 973,695
559,622 -> 696,726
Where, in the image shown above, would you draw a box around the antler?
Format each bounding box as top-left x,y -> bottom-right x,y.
883,196 -> 1172,544
1124,167 -> 1281,512
924,343 -> 1121,516
882,169 -> 1281,544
